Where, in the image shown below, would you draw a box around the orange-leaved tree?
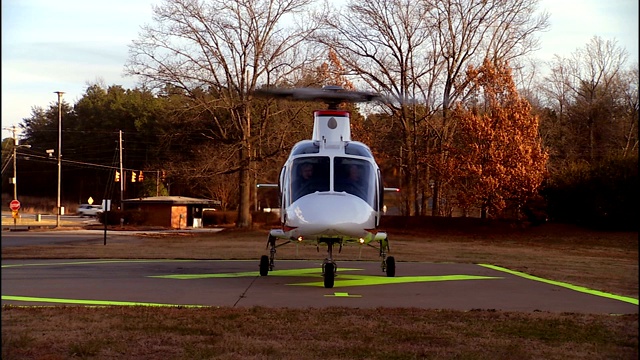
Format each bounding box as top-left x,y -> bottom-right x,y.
450,59 -> 548,219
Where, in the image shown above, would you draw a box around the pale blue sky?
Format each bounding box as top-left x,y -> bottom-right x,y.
2,0 -> 638,140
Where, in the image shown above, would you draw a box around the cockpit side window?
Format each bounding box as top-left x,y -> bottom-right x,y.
291,157 -> 330,201
344,142 -> 373,158
291,141 -> 320,155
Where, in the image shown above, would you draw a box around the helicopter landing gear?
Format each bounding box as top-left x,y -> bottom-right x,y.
321,239 -> 339,288
259,234 -> 279,276
379,236 -> 395,277
322,261 -> 336,288
385,256 -> 396,277
259,255 -> 269,276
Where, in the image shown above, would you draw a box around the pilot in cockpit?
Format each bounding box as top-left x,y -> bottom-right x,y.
293,162 -> 315,200
339,163 -> 367,200
345,163 -> 362,184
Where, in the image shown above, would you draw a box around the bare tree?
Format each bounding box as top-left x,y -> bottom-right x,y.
317,0 -> 442,215
317,0 -> 549,216
540,36 -> 635,169
125,0 -> 324,227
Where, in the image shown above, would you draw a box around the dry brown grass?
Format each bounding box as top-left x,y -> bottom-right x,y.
2,221 -> 638,359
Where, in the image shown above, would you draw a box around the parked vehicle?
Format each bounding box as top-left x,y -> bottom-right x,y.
77,204 -> 103,217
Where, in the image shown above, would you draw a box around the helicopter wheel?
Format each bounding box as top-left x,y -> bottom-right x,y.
323,263 -> 335,288
385,256 -> 396,277
259,255 -> 270,276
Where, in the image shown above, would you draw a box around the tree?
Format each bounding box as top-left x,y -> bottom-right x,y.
449,59 -> 548,219
317,0 -> 549,215
317,0 -> 441,215
425,0 -> 549,216
125,0 -> 324,228
540,37 -> 636,172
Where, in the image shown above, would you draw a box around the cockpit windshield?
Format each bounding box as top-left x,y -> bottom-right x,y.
333,157 -> 376,206
291,157 -> 330,202
290,156 -> 376,207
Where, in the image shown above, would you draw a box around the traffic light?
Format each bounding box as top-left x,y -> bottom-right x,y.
138,171 -> 144,182
131,171 -> 137,183
115,171 -> 120,182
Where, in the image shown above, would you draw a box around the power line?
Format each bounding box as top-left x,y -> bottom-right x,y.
13,152 -> 156,173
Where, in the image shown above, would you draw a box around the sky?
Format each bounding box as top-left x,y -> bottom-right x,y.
2,0 -> 639,140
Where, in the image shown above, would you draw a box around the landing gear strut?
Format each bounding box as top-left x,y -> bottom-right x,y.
321,239 -> 339,288
378,235 -> 395,277
260,233 -> 396,285
260,234 -> 288,276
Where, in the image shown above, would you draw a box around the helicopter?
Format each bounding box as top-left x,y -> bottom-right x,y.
255,85 -> 399,288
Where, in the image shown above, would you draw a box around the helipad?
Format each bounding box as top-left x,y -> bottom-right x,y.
1,259 -> 637,314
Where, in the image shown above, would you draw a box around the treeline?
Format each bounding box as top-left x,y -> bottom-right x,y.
1,0 -> 637,230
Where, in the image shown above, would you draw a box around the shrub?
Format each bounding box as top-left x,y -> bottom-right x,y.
543,156 -> 638,231
98,209 -> 149,226
203,211 -> 236,226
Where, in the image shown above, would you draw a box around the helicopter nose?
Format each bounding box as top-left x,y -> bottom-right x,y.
286,193 -> 375,236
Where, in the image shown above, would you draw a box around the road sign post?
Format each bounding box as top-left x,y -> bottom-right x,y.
102,199 -> 111,245
9,200 -> 20,229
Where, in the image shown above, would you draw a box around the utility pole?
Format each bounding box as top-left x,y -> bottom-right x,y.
119,130 -> 124,207
2,126 -> 32,198
11,126 -> 18,200
54,91 -> 64,228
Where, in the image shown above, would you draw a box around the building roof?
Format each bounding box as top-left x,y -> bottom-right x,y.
122,196 -> 219,205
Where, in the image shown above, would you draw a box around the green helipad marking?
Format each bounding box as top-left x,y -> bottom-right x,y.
2,295 -> 204,307
292,274 -> 500,287
325,292 -> 362,298
479,264 -> 639,305
150,267 -> 500,287
151,267 -> 362,279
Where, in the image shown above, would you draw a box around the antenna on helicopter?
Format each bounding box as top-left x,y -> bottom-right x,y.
253,85 -> 384,110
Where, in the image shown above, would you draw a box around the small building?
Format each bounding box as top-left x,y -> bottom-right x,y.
122,196 -> 218,229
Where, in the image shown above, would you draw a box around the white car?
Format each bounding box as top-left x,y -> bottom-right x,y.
77,204 -> 103,217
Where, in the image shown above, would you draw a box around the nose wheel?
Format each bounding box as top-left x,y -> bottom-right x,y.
322,261 -> 336,288
321,239 -> 339,288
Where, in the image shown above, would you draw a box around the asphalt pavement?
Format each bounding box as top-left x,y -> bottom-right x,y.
2,259 -> 637,314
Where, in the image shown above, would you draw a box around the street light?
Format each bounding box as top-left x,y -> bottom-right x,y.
54,91 -> 64,227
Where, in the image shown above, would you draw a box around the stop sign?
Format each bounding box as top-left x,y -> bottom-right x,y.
9,200 -> 20,211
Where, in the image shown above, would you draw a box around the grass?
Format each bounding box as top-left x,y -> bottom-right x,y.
1,221 -> 638,359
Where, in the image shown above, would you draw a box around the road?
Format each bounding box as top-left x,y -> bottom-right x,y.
1,227 -> 222,247
1,212 -> 95,229
1,230 -> 114,247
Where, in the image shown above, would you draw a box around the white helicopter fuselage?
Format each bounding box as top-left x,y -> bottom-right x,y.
256,86 -> 398,285
269,110 -> 387,245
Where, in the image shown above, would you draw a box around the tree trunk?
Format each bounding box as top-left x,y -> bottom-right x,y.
237,144 -> 252,228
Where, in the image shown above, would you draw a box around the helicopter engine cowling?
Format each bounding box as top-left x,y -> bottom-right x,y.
284,192 -> 376,240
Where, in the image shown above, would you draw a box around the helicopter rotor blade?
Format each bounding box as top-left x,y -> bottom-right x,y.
253,86 -> 387,108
